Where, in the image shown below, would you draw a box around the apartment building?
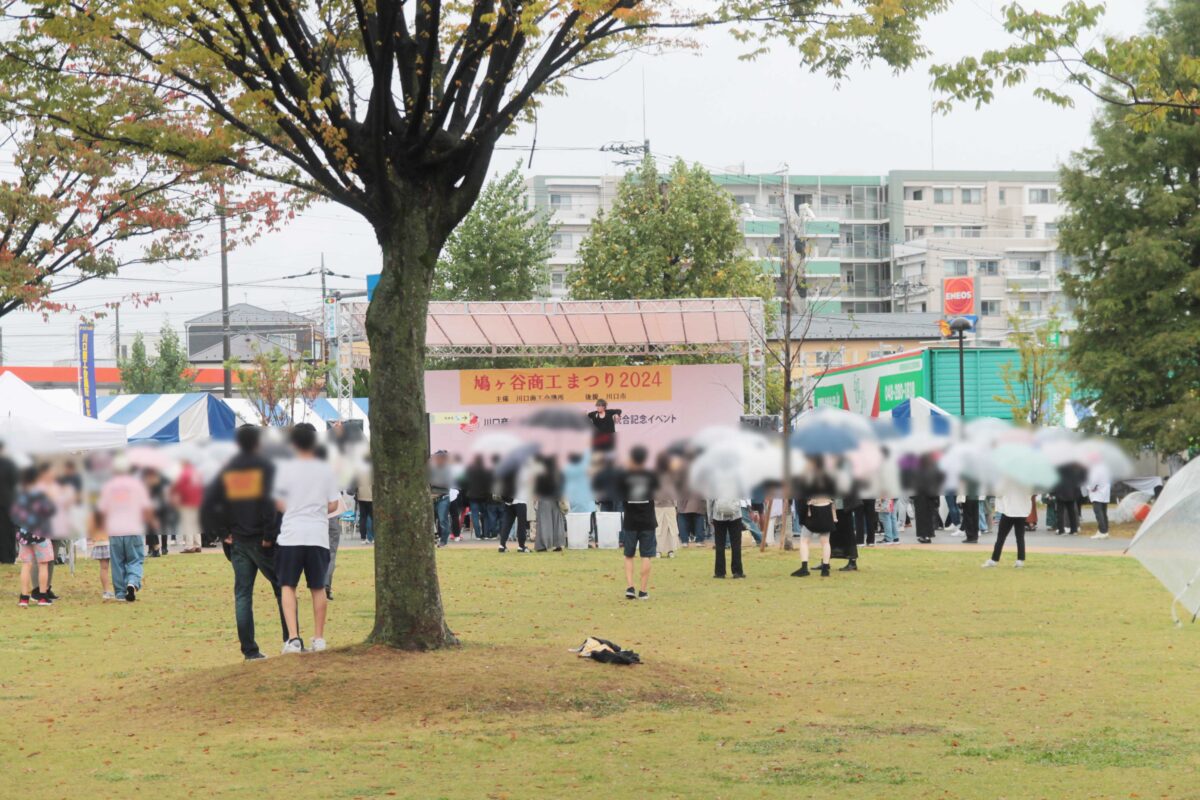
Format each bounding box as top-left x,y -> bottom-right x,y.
887,170 -> 1069,339
528,169 -> 1070,339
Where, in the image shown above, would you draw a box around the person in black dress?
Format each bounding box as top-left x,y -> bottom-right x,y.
586,399 -> 622,454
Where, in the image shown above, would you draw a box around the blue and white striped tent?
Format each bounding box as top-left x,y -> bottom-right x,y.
890,397 -> 954,436
97,394 -> 237,443
309,397 -> 370,422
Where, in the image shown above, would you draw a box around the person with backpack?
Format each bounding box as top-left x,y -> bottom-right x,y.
13,465 -> 57,607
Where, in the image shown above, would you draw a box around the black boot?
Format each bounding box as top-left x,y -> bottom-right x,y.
839,559 -> 858,572
819,562 -> 831,577
790,561 -> 810,578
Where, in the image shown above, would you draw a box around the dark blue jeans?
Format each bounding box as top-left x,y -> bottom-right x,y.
230,538 -> 289,657
469,500 -> 488,539
485,501 -> 505,539
678,512 -> 707,544
433,495 -> 451,545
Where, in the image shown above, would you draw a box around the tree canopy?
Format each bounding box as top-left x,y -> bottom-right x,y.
433,165 -> 552,301
119,325 -> 196,393
1055,1 -> 1200,452
571,155 -> 770,303
931,1 -> 1200,125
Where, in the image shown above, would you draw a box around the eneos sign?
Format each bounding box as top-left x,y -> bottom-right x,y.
943,277 -> 976,316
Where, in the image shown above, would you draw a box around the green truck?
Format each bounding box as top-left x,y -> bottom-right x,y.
811,347 -> 1023,419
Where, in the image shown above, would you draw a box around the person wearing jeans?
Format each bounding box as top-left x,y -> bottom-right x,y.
878,499 -> 899,543
428,450 -> 454,546
433,494 -> 452,546
96,459 -> 155,603
943,491 -> 961,529
230,539 -> 289,658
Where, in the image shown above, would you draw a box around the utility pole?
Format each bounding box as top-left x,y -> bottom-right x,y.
319,253 -> 328,363
219,182 -> 232,398
114,305 -> 121,363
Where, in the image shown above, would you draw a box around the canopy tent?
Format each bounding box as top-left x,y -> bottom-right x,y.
0,372 -> 126,452
890,396 -> 955,435
1127,456 -> 1200,622
223,397 -> 290,427
98,393 -> 236,443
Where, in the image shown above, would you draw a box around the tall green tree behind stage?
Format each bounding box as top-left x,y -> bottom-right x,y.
5,0 -> 948,650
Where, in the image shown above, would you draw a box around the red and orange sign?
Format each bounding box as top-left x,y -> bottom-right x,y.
943,277 -> 976,316
460,366 -> 672,405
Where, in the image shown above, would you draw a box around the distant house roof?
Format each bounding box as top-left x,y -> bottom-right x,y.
185,303 -> 313,327
189,332 -> 305,364
772,312 -> 944,341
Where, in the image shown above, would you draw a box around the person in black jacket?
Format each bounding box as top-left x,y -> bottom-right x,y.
586,399 -> 623,453
463,455 -> 494,540
0,442 -> 18,564
203,425 -> 289,661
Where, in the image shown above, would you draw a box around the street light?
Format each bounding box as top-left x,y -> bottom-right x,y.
949,316 -> 973,417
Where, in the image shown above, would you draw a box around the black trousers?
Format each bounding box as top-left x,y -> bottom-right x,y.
856,506 -> 879,545
712,519 -> 743,577
991,515 -> 1026,562
358,500 -> 374,540
913,495 -> 937,540
962,498 -> 980,540
1056,499 -> 1079,533
1092,501 -> 1109,534
501,503 -> 528,549
0,512 -> 16,564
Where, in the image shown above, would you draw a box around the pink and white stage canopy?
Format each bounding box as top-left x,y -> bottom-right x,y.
424,298 -> 762,350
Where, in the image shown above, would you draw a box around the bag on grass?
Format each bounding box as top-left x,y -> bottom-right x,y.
570,636 -> 641,665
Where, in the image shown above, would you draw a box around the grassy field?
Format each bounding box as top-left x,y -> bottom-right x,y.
3,543 -> 1199,799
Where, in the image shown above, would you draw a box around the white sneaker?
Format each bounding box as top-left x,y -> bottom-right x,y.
101,591 -> 116,601
948,530 -> 964,538
1014,560 -> 1025,568
1090,533 -> 1109,540
311,637 -> 327,652
281,637 -> 304,655
981,560 -> 997,568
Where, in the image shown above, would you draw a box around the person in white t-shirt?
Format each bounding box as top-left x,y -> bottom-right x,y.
274,424 -> 341,654
982,479 -> 1034,569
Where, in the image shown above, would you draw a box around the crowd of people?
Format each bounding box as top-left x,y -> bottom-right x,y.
3,397 -> 1129,656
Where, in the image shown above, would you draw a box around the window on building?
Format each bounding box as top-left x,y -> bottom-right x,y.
549,193 -> 572,208
732,194 -> 755,206
1024,217 -> 1037,237
1028,188 -> 1057,204
1057,252 -> 1075,272
933,188 -> 954,204
961,226 -> 984,238
999,188 -> 1008,205
932,225 -> 956,237
868,347 -> 900,360
550,271 -> 565,290
1044,222 -> 1059,238
978,260 -> 1000,275
904,226 -> 926,241
905,187 -> 926,201
550,232 -> 573,250
1018,300 -> 1043,315
814,350 -> 843,367
961,188 -> 982,204
946,259 -> 969,276
1014,258 -> 1043,273
981,300 -> 1001,316
795,193 -> 813,210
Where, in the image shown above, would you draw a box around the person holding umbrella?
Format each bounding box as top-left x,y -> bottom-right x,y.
983,478 -> 1035,568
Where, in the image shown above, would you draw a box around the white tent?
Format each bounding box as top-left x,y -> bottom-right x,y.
1127,457 -> 1200,622
0,373 -> 126,452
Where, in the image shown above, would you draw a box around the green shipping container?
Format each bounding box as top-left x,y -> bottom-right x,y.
813,347 -> 1024,420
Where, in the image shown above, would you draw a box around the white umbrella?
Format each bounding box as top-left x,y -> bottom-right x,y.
1128,457 -> 1200,623
471,432 -> 525,457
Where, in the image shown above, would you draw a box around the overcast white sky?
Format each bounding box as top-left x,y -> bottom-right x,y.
1,0 -> 1151,365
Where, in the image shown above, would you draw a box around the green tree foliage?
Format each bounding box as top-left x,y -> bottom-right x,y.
119,325 -> 195,393
994,313 -> 1071,426
4,0 -> 947,650
1051,1 -> 1200,450
433,166 -> 552,301
931,1 -> 1200,125
572,155 -> 771,303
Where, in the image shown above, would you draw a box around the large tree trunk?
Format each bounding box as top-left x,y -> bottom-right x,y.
365,186 -> 458,650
